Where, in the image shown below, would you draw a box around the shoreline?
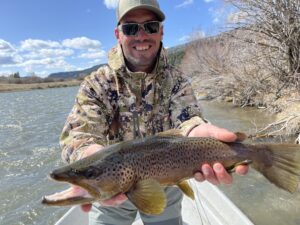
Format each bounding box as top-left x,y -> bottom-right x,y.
0,80 -> 82,93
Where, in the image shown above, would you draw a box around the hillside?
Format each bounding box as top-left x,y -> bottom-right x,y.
48,64 -> 106,79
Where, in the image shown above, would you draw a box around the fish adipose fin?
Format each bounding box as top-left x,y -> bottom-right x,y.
226,159 -> 253,173
253,144 -> 300,193
234,132 -> 248,142
127,179 -> 166,215
177,180 -> 195,200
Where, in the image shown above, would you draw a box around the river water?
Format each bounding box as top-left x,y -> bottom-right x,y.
0,86 -> 299,225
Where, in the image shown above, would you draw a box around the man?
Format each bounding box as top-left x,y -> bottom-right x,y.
60,0 -> 248,224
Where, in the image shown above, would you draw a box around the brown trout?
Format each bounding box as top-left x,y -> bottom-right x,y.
42,130 -> 300,215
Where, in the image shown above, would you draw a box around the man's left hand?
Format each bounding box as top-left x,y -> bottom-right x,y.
188,123 -> 249,185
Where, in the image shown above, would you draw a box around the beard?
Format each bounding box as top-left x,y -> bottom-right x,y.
122,40 -> 160,72
125,52 -> 157,68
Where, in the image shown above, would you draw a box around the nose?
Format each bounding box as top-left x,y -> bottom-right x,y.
136,26 -> 148,40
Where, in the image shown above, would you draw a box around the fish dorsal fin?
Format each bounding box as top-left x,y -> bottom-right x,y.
156,129 -> 184,137
177,180 -> 195,200
127,179 -> 166,215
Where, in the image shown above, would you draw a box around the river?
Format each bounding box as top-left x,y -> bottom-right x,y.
0,86 -> 299,225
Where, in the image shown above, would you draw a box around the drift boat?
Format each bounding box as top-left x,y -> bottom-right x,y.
54,180 -> 254,225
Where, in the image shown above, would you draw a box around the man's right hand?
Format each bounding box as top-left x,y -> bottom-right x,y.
71,144 -> 128,212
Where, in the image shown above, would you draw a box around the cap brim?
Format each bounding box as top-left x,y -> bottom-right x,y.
118,5 -> 165,23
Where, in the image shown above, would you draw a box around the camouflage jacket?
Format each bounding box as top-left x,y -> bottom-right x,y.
60,44 -> 204,163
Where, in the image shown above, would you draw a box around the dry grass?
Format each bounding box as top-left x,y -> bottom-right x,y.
180,32 -> 300,140
0,80 -> 82,93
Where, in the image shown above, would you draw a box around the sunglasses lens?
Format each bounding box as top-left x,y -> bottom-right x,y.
122,24 -> 139,36
120,21 -> 160,36
144,22 -> 160,34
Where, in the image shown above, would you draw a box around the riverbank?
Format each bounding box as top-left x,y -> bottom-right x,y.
194,84 -> 300,141
0,80 -> 82,93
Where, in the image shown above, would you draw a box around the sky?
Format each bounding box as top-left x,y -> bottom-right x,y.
0,0 -> 238,77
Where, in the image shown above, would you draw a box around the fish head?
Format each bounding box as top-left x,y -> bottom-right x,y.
49,162 -> 122,201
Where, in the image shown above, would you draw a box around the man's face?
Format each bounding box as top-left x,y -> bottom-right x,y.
115,9 -> 164,72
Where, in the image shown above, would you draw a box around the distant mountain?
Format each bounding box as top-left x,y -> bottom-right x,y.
48,64 -> 106,79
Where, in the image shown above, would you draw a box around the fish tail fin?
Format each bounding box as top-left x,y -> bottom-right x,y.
252,144 -> 300,193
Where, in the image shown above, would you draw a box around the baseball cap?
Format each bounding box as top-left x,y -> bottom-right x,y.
117,0 -> 165,24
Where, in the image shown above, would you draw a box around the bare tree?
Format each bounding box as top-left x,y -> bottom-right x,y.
226,0 -> 300,90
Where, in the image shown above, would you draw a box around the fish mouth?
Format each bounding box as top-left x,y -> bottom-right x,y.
49,170 -> 102,200
42,187 -> 95,206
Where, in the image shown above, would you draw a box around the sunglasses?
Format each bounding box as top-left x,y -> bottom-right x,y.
118,21 -> 162,36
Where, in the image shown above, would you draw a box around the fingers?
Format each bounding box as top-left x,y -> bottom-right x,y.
208,126 -> 237,143
213,163 -> 233,184
201,164 -> 220,185
235,165 -> 249,175
194,163 -> 233,185
189,123 -> 237,142
194,172 -> 205,182
100,193 -> 128,207
81,204 -> 92,212
81,144 -> 104,159
80,193 -> 128,212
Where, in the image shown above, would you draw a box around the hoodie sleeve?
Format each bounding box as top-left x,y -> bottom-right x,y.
60,68 -> 115,163
168,70 -> 207,135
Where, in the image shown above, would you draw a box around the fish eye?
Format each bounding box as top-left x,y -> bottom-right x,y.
85,169 -> 95,179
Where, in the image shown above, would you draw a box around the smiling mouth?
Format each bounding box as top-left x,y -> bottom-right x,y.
134,45 -> 151,51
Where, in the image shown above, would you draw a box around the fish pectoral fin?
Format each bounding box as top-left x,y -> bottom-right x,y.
177,180 -> 195,200
127,179 -> 166,215
156,129 -> 184,137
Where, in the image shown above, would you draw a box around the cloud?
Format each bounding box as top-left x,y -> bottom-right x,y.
0,37 -> 106,76
20,39 -> 61,51
20,58 -> 75,71
0,39 -> 23,65
62,37 -> 101,50
24,48 -> 74,59
179,30 -> 205,42
79,49 -> 106,59
204,0 -> 214,3
0,54 -> 23,65
176,0 -> 194,8
103,0 -> 119,9
0,39 -> 15,53
208,7 -> 225,24
179,35 -> 190,42
0,70 -> 15,76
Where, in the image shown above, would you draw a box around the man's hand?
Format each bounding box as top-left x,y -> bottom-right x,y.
188,123 -> 249,185
70,144 -> 128,212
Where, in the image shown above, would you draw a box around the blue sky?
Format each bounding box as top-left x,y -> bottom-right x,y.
0,0 -> 237,77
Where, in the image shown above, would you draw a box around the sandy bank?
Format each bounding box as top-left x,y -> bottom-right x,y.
0,80 -> 82,93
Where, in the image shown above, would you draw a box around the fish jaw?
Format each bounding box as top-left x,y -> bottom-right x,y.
49,168 -> 122,201
41,187 -> 95,206
49,168 -> 104,201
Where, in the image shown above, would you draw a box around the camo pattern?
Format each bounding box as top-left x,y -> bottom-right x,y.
60,44 -> 204,163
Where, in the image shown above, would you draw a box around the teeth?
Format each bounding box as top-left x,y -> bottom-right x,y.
135,46 -> 150,51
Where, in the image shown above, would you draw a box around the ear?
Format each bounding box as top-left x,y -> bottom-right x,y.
114,27 -> 121,43
160,25 -> 164,38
